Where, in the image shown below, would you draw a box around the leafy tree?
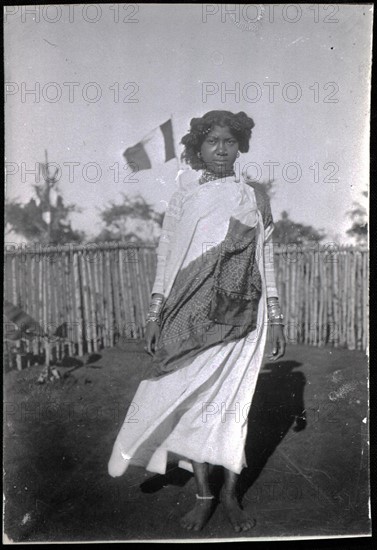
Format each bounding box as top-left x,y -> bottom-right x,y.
5,195 -> 85,244
273,210 -> 326,245
94,193 -> 164,243
5,154 -> 85,244
346,191 -> 368,244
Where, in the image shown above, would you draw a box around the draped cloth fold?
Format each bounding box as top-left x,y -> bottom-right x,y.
108,174 -> 273,477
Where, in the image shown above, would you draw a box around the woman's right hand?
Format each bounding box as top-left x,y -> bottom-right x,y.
145,321 -> 160,356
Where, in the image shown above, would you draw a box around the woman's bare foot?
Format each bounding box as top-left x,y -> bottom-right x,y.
222,491 -> 256,533
180,497 -> 216,531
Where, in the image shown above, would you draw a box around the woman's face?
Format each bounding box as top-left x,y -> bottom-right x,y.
200,125 -> 239,175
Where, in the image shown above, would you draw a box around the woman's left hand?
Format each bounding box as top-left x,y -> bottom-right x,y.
268,324 -> 286,361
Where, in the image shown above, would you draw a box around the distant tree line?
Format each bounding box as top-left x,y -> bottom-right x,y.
5,166 -> 367,246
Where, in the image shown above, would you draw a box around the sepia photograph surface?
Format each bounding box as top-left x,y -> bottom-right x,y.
4,3 -> 372,543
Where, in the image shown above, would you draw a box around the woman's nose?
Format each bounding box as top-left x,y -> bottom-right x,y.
217,142 -> 226,154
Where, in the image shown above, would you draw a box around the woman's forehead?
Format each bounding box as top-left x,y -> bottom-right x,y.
207,125 -> 235,137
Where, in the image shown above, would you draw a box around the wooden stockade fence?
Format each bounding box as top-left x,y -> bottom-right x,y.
3,242 -> 368,370
272,244 -> 368,352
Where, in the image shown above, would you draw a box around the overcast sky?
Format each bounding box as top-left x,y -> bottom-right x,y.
5,3 -> 372,243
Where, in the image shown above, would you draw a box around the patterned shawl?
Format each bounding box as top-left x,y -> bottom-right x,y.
151,175 -> 273,377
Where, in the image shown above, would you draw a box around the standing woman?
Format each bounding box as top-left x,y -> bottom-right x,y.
108,110 -> 286,532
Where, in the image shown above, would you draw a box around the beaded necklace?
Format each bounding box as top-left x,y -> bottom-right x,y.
199,169 -> 235,185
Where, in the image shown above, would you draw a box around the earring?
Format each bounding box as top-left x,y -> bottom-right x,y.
197,152 -> 202,159
236,152 -> 240,158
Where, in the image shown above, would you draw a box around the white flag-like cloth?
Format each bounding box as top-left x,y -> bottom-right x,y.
124,119 -> 176,172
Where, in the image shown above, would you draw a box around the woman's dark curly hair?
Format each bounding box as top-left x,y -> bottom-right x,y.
180,110 -> 255,170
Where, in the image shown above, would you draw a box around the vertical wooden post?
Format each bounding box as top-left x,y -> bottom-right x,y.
73,252 -> 83,356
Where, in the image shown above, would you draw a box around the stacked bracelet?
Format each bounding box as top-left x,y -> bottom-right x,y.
146,295 -> 164,326
146,312 -> 161,325
267,297 -> 284,326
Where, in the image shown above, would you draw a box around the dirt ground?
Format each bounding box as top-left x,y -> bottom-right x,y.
3,341 -> 371,542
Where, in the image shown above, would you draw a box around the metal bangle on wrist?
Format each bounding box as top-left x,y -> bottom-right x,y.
146,313 -> 161,326
267,297 -> 284,326
146,295 -> 164,326
269,315 -> 285,326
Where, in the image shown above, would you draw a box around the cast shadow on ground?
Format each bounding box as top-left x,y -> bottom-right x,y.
140,360 -> 306,498
58,353 -> 103,376
140,465 -> 193,494
238,360 -> 306,500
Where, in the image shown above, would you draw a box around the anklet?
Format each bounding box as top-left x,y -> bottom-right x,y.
196,494 -> 215,500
